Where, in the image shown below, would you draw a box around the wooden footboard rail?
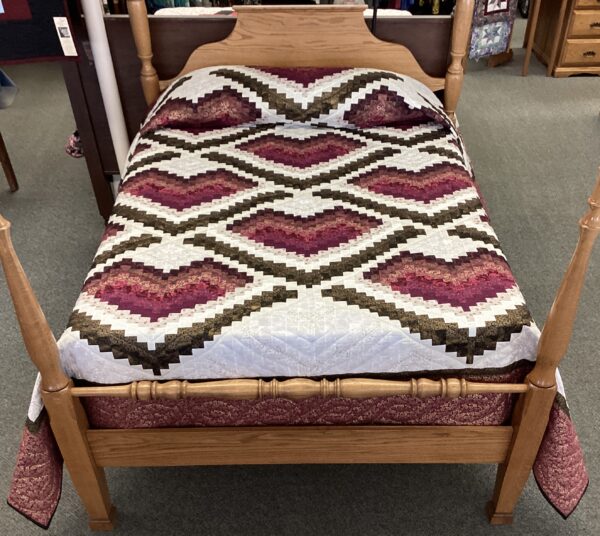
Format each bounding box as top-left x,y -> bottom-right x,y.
71,377 -> 528,401
0,169 -> 599,529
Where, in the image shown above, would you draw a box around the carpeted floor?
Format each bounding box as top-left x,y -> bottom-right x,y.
1,22 -> 599,535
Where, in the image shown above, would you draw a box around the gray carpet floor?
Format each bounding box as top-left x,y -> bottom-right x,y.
1,22 -> 599,535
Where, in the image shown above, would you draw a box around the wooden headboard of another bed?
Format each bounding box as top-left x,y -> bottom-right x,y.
126,1 -> 474,121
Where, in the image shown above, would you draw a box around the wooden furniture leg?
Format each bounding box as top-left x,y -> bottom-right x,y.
44,386 -> 116,531
488,170 -> 600,523
0,130 -> 18,192
0,214 -> 116,531
523,0 -> 542,76
487,49 -> 514,68
545,0 -> 569,77
487,384 -> 556,524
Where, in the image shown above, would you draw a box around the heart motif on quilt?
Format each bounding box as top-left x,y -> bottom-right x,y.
366,250 -> 516,311
82,259 -> 252,321
344,87 -> 435,128
237,133 -> 364,168
351,163 -> 473,203
228,207 -> 382,256
122,169 -> 257,211
141,89 -> 261,135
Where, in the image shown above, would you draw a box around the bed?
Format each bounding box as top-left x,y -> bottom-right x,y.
1,1 -> 598,530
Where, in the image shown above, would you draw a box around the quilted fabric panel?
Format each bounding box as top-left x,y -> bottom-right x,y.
56,67 -> 540,383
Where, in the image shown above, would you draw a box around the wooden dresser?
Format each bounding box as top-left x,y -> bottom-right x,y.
533,0 -> 600,77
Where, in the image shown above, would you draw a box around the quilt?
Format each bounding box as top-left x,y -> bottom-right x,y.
7,67 -> 587,527
57,66 -> 540,382
469,0 -> 518,61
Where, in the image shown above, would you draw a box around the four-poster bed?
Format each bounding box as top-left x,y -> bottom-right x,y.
1,1 -> 598,530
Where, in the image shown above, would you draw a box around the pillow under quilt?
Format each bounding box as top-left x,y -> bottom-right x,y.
138,66 -> 451,136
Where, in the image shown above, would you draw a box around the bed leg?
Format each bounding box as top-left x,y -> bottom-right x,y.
43,383 -> 116,531
489,170 -> 600,523
487,382 -> 556,524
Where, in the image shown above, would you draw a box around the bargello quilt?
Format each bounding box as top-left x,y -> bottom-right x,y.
8,67 -> 587,527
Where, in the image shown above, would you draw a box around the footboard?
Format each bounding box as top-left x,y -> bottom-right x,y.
1,169 -> 599,529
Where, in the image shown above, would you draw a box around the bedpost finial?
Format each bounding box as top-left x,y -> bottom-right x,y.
581,168 -> 600,231
529,168 -> 600,389
444,0 -> 475,118
0,213 -> 69,393
0,213 -> 10,232
127,0 -> 160,106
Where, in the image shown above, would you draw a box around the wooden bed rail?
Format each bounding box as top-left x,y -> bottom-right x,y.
125,0 -> 474,119
71,377 -> 528,401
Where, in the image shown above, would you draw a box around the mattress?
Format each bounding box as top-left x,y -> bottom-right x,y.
56,66 -> 540,384
11,68 -> 588,529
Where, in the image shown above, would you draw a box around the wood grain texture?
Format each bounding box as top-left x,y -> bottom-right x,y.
0,131 -> 18,192
570,10 -> 600,37
523,0 -> 543,76
531,0 -> 600,77
169,6 -> 443,90
547,0 -> 570,76
487,383 -> 557,523
106,15 -> 453,138
71,377 -> 529,401
0,214 -> 68,393
488,168 -> 600,523
43,385 -> 116,531
444,0 -> 474,121
127,0 -> 160,105
88,426 -> 513,467
576,0 -> 600,7
124,3 -> 473,108
562,38 -> 600,63
528,168 -> 600,388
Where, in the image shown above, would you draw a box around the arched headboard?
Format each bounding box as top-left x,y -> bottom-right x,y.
126,1 -> 474,122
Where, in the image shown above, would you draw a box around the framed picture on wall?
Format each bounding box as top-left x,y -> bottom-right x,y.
484,0 -> 510,14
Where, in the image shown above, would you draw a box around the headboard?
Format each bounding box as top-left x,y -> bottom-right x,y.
124,1 -> 474,122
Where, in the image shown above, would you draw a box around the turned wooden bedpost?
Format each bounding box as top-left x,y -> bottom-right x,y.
127,0 -> 160,106
0,213 -> 116,531
0,214 -> 68,393
488,169 -> 600,524
445,0 -> 474,124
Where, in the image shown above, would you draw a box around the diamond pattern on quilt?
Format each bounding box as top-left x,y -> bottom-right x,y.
57,66 -> 538,381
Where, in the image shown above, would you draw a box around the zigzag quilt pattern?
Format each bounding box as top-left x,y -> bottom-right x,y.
57,67 -> 540,382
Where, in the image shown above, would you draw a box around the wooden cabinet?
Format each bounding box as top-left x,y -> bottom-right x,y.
533,0 -> 600,77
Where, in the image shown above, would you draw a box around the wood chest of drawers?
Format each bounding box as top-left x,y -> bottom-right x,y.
533,0 -> 600,77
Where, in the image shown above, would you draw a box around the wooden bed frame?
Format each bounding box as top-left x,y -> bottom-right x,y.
127,2 -> 470,123
1,1 -> 600,529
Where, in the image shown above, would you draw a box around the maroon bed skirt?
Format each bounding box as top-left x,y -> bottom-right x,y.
7,366 -> 588,528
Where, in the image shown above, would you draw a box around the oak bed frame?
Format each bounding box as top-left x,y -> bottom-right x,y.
1,1 -> 600,530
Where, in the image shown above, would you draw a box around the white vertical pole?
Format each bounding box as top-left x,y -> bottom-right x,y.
80,0 -> 130,176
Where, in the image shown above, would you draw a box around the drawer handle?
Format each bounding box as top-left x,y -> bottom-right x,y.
583,50 -> 597,57
591,22 -> 600,29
